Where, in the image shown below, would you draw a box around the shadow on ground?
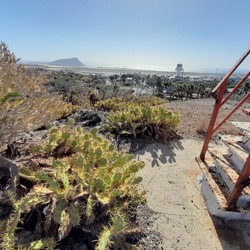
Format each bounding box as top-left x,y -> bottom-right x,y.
131,138 -> 184,167
211,217 -> 250,250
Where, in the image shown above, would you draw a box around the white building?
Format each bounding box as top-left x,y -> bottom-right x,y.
175,64 -> 184,78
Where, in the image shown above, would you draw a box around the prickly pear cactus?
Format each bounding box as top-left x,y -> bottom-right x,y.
2,125 -> 145,249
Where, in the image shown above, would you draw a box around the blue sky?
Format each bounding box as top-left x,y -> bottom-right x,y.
1,0 -> 249,72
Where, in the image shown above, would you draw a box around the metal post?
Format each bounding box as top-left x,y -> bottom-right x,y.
200,83 -> 227,161
228,154 -> 250,210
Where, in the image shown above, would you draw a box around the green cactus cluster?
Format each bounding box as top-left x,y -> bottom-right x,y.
1,126 -> 145,249
95,96 -> 179,139
131,95 -> 166,106
40,126 -> 144,206
104,104 -> 179,139
95,95 -> 165,112
0,191 -> 48,250
94,97 -> 124,111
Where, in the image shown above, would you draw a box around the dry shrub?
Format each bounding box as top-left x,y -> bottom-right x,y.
0,42 -> 77,146
196,119 -> 208,136
196,118 -> 243,136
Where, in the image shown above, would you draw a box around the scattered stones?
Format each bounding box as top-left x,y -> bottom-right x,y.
0,157 -> 19,211
3,131 -> 47,159
0,109 -> 104,160
136,204 -> 164,249
69,110 -> 103,127
0,156 -> 19,192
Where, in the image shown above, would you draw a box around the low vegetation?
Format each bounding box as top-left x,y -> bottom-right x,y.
0,43 -> 182,249
95,96 -> 165,112
1,126 -> 145,249
44,71 -> 92,107
96,96 -> 179,140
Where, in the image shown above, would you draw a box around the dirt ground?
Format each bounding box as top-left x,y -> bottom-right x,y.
166,98 -> 250,139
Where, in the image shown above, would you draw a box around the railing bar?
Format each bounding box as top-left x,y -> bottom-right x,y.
200,48 -> 250,161
227,154 -> 250,210
221,72 -> 250,106
200,85 -> 226,161
212,48 -> 250,94
213,93 -> 250,134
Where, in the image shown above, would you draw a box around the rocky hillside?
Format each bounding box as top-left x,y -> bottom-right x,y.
49,57 -> 85,67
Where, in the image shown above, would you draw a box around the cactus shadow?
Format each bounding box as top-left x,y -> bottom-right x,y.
131,138 -> 184,167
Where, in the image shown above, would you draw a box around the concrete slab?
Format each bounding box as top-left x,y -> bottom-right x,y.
135,139 -> 222,249
231,121 -> 250,136
196,135 -> 250,249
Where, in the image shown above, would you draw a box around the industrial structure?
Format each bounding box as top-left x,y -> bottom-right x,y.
175,63 -> 184,78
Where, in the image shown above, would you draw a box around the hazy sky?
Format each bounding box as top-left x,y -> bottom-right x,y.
1,0 -> 249,72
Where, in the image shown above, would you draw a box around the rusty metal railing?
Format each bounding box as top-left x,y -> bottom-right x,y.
199,48 -> 250,209
200,48 -> 250,161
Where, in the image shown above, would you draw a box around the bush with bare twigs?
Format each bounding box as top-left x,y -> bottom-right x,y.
0,42 -> 77,147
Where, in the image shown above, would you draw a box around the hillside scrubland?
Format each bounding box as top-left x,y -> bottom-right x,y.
0,43 -> 181,249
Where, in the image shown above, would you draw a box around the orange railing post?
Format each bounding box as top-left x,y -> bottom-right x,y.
228,154 -> 250,210
200,80 -> 227,161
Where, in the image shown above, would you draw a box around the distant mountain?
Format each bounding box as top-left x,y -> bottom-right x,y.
48,58 -> 85,67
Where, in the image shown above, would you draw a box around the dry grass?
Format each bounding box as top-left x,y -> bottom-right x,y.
196,120 -> 208,136
196,118 -> 243,137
